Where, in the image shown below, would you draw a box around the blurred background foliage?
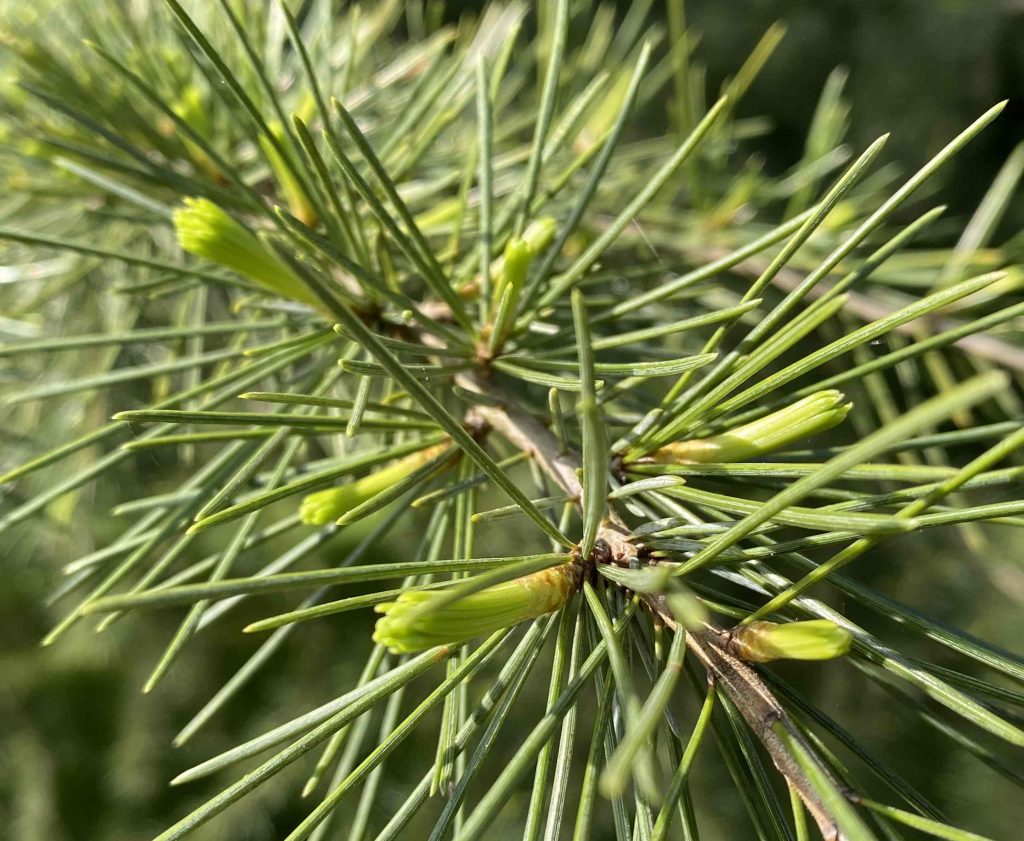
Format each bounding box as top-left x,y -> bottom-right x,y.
683,0 -> 1024,233
1,1 -> 1023,839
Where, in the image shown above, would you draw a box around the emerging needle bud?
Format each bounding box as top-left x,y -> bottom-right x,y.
457,217 -> 556,301
299,442 -> 453,525
729,619 -> 852,663
575,68 -> 632,153
487,217 -> 557,349
174,197 -> 319,308
169,85 -> 221,181
259,121 -> 318,227
489,217 -> 558,310
654,390 -> 851,464
373,563 -> 582,653
521,216 -> 558,255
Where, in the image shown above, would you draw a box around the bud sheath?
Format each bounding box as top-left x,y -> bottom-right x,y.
174,197 -> 319,308
654,390 -> 851,464
373,562 -> 582,653
299,442 -> 453,525
729,620 -> 852,663
259,121 -> 318,227
487,218 -> 557,349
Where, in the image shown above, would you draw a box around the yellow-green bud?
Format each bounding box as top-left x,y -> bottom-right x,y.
457,217 -> 556,301
294,92 -> 318,126
173,197 -> 318,308
654,390 -> 851,464
521,216 -> 557,255
415,197 -> 462,232
492,238 -> 530,309
491,219 -> 556,306
487,237 -> 531,351
173,85 -> 211,139
170,86 -> 221,181
259,121 -> 318,227
373,563 -> 581,653
487,219 -> 555,349
823,200 -> 858,231
575,69 -> 631,153
299,443 -> 452,525
729,620 -> 852,663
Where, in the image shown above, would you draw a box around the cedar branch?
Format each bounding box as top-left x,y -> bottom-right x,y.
458,371 -> 850,841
